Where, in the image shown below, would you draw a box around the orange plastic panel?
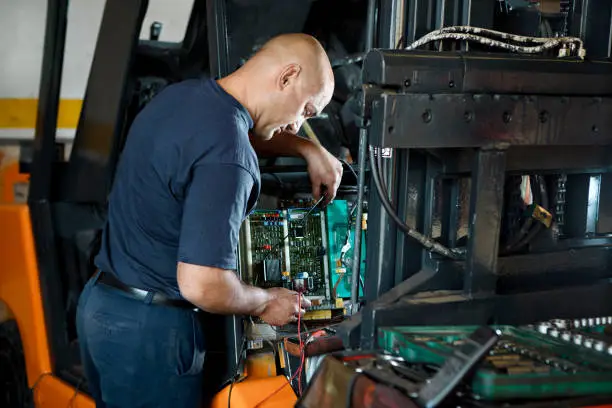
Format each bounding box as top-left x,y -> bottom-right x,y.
246,351 -> 277,378
0,204 -> 94,407
0,205 -> 50,381
33,375 -> 93,408
212,375 -> 297,408
0,162 -> 29,203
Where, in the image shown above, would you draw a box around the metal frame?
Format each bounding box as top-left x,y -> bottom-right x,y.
61,0 -> 148,203
28,0 -> 151,388
337,0 -> 612,350
29,0 -> 73,381
206,0 -> 230,78
28,0 -> 217,389
339,46 -> 612,349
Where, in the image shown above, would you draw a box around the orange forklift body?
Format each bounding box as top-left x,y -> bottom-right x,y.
0,203 -> 296,405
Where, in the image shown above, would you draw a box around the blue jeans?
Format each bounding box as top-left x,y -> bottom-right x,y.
76,273 -> 206,408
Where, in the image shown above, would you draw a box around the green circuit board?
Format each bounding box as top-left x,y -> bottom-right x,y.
245,199 -> 368,304
379,325 -> 612,401
325,200 -> 366,299
286,207 -> 328,297
247,210 -> 286,286
246,204 -> 329,299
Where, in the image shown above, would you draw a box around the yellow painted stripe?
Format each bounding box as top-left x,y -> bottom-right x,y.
0,98 -> 82,129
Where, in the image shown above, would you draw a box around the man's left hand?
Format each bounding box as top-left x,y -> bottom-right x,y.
249,131 -> 343,204
303,144 -> 343,205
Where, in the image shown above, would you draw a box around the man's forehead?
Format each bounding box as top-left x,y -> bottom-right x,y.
311,83 -> 333,113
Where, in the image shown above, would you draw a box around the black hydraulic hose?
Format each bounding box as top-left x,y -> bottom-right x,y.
502,176 -> 540,254
502,218 -> 534,253
512,176 -> 549,252
512,223 -> 543,253
350,128 -> 368,309
376,147 -> 388,192
368,146 -> 461,259
365,0 -> 377,52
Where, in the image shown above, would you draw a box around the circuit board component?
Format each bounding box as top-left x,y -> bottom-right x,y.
325,200 -> 366,299
245,210 -> 287,287
244,205 -> 330,300
286,207 -> 329,298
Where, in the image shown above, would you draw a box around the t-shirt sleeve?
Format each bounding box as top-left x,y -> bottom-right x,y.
177,162 -> 255,270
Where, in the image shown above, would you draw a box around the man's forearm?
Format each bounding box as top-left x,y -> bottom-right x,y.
178,264 -> 270,316
200,270 -> 270,315
250,131 -> 316,158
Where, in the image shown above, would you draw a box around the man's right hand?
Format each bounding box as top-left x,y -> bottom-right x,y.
178,263 -> 311,324
256,287 -> 312,326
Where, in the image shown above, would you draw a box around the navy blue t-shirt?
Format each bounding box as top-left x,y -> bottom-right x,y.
95,78 -> 260,299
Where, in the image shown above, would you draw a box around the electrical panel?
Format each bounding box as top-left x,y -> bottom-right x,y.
244,209 -> 286,288
285,207 -> 329,300
241,198 -> 367,309
325,200 -> 367,299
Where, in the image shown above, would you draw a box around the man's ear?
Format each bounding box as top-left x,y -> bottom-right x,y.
278,63 -> 301,90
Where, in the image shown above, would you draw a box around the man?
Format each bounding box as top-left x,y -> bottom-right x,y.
75,33 -> 339,407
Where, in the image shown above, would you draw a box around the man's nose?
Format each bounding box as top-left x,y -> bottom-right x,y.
287,121 -> 301,133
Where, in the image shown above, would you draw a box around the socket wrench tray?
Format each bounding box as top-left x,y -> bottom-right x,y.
378,325 -> 612,401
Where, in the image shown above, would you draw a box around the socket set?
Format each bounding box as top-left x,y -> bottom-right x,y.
378,325 -> 612,401
535,317 -> 612,354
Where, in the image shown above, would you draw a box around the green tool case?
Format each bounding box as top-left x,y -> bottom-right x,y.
378,325 -> 612,400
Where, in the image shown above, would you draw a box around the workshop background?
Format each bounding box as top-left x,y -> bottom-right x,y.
0,0 -> 193,203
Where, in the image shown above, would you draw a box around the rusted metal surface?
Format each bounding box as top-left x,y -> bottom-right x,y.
284,335 -> 345,358
298,356 -> 418,408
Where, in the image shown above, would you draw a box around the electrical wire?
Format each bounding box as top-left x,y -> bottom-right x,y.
376,147 -> 388,194
338,210 -> 366,299
254,292 -> 307,408
297,294 -> 305,396
406,25 -> 585,58
369,147 -> 462,259
339,158 -> 358,184
500,175 -> 550,255
510,175 -> 549,253
248,316 -> 278,357
30,371 -> 52,403
415,25 -> 583,46
339,157 -> 361,242
227,336 -> 247,408
268,195 -> 326,256
67,378 -> 84,408
336,158 -> 366,298
501,176 -> 538,254
540,19 -> 554,38
265,173 -> 284,189
339,157 -> 361,222
408,32 -> 582,55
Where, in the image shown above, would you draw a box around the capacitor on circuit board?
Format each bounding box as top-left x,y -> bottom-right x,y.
293,272 -> 314,292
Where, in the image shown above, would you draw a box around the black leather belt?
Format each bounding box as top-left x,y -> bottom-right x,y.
96,271 -> 197,311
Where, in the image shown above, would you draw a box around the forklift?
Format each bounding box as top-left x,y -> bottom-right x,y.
4,0 -> 612,407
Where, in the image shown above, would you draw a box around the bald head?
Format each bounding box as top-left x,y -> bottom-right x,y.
250,34 -> 332,81
219,33 -> 334,140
